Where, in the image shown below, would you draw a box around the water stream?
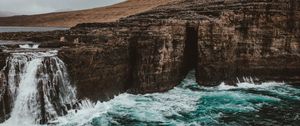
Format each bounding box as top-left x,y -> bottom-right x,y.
0,51 -> 299,126
0,51 -> 76,125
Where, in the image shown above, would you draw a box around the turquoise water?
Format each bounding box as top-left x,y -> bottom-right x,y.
55,72 -> 300,126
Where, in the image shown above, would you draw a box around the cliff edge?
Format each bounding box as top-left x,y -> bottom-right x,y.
0,0 -> 299,122
0,0 -> 177,27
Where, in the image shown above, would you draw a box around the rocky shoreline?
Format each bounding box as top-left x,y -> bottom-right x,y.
0,0 -> 299,123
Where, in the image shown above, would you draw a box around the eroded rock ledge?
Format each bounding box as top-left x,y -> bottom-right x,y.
0,0 -> 299,102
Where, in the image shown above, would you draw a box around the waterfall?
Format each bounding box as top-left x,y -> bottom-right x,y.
19,44 -> 39,49
0,51 -> 77,125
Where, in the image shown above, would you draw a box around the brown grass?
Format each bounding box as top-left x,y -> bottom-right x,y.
0,0 -> 176,27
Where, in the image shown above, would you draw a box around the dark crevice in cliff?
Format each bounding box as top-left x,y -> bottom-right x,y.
127,38 -> 138,92
182,24 -> 199,77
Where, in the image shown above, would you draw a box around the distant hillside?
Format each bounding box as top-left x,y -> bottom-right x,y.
0,11 -> 17,17
0,0 -> 176,27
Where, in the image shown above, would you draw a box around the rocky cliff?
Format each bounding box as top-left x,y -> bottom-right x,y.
0,0 -> 299,122
0,53 -> 9,122
123,0 -> 300,85
60,0 -> 300,92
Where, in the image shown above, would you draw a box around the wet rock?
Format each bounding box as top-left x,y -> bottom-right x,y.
127,20 -> 188,93
0,0 -> 299,100
125,0 -> 300,86
58,41 -> 130,101
0,53 -> 10,122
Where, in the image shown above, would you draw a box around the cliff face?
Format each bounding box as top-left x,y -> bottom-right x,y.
64,0 -> 300,91
197,0 -> 300,85
0,53 -> 9,122
126,21 -> 188,93
123,0 -> 300,86
195,1 -> 300,85
0,0 -> 299,104
58,20 -> 189,100
58,32 -> 130,101
0,0 -> 299,123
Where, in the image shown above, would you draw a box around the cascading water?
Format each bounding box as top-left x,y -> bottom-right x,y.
0,50 -> 299,126
0,51 -> 77,125
19,44 -> 39,49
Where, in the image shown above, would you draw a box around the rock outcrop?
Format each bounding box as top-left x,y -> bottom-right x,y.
123,0 -> 300,85
0,1 -> 299,121
58,37 -> 130,101
60,0 -> 300,91
0,53 -> 9,122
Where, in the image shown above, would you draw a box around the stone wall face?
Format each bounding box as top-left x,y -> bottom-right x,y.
0,53 -> 10,122
121,0 -> 300,86
58,21 -> 190,97
128,21 -> 188,93
0,0 -> 299,101
58,38 -> 130,101
1,0 -> 299,124
195,0 -> 300,85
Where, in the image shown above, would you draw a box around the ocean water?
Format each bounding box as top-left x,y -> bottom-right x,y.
53,71 -> 300,126
0,26 -> 68,33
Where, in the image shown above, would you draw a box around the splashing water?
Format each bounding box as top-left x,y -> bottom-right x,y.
55,71 -> 300,126
0,51 -> 77,126
19,44 -> 39,49
0,57 -> 299,126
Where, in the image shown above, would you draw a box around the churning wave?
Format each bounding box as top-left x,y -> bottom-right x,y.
53,71 -> 300,126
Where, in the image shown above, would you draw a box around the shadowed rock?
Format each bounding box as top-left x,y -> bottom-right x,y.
0,0 -> 299,115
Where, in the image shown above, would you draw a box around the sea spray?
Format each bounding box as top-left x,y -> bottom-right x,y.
54,71 -> 300,126
1,65 -> 299,126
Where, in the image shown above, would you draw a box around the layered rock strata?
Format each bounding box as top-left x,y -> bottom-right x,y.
124,0 -> 300,85
0,0 -> 299,105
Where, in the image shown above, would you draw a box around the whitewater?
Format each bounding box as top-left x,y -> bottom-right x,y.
54,71 -> 300,126
0,51 -> 299,126
0,51 -> 76,126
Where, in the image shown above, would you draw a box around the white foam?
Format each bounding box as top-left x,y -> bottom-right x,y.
52,73 -> 289,126
0,68 -> 295,126
1,51 -> 77,126
19,44 -> 39,49
216,81 -> 285,90
55,86 -> 201,126
2,58 -> 42,126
